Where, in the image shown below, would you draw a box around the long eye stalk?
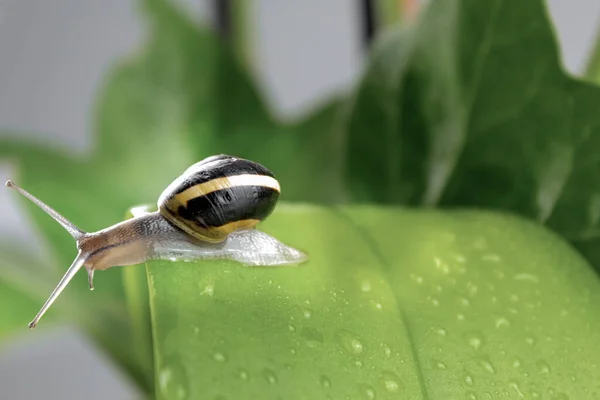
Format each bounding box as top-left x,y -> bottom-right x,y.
5,180 -> 90,328
5,180 -> 85,240
28,252 -> 88,328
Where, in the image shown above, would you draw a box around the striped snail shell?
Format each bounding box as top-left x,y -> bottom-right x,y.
158,155 -> 281,243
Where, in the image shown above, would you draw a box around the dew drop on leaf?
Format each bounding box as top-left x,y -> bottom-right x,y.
508,380 -> 525,397
381,343 -> 392,358
301,327 -> 324,348
536,359 -> 551,375
479,358 -> 495,374
238,369 -> 249,381
358,384 -> 376,400
379,371 -> 401,393
464,374 -> 474,386
158,362 -> 189,400
495,316 -> 510,328
319,375 -> 332,389
336,330 -> 365,355
514,273 -> 539,283
466,333 -> 483,350
263,368 -> 278,384
525,336 -> 536,346
434,327 -> 447,336
361,281 -> 372,292
465,391 -> 477,400
212,352 -> 227,363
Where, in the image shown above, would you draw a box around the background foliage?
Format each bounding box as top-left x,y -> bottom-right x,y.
1,0 -> 600,398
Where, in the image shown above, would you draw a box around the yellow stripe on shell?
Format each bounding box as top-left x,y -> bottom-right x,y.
204,219 -> 261,240
174,174 -> 280,207
167,216 -> 261,243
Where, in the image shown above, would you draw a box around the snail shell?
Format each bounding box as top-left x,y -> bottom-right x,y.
158,155 -> 281,243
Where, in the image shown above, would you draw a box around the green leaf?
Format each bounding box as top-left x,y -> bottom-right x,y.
0,281 -> 42,340
148,205 -> 600,399
344,0 -> 600,273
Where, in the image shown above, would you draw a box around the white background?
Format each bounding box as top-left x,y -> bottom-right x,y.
0,1 -> 598,398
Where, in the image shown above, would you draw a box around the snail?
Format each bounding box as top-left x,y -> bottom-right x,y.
6,154 -> 307,329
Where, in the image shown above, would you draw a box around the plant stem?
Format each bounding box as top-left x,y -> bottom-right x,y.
584,18 -> 600,81
360,0 -> 377,50
213,0 -> 253,67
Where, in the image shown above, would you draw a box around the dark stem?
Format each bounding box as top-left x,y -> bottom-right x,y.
360,0 -> 377,50
214,0 -> 232,40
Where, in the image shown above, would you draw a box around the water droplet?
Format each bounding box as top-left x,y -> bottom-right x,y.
212,352 -> 227,362
320,375 -> 332,389
514,273 -> 539,283
480,359 -> 495,374
482,253 -> 500,262
434,257 -> 451,273
460,297 -> 471,307
457,313 -> 466,321
433,327 -> 447,336
431,298 -> 440,307
201,283 -> 214,297
508,381 -> 524,397
379,371 -> 401,393
303,309 -> 312,319
337,330 -> 364,355
525,336 -> 536,346
410,274 -> 424,284
288,324 -> 296,332
466,283 -> 479,296
263,368 -> 278,384
353,358 -> 364,368
464,374 -> 474,386
158,362 -> 189,400
289,348 -> 297,355
436,361 -> 447,370
301,327 -> 324,348
238,369 -> 249,381
495,317 -> 510,328
159,368 -> 172,392
536,360 -> 551,375
382,343 -> 392,357
512,357 -> 522,368
358,384 -> 376,400
193,327 -> 200,334
466,333 -> 483,350
482,392 -> 492,400
361,281 -> 372,292
466,391 -> 478,400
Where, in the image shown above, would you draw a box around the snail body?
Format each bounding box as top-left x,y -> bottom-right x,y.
6,155 -> 304,329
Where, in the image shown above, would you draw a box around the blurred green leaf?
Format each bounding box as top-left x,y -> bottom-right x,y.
148,205 -> 600,399
0,281 -> 43,341
344,0 -> 600,274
